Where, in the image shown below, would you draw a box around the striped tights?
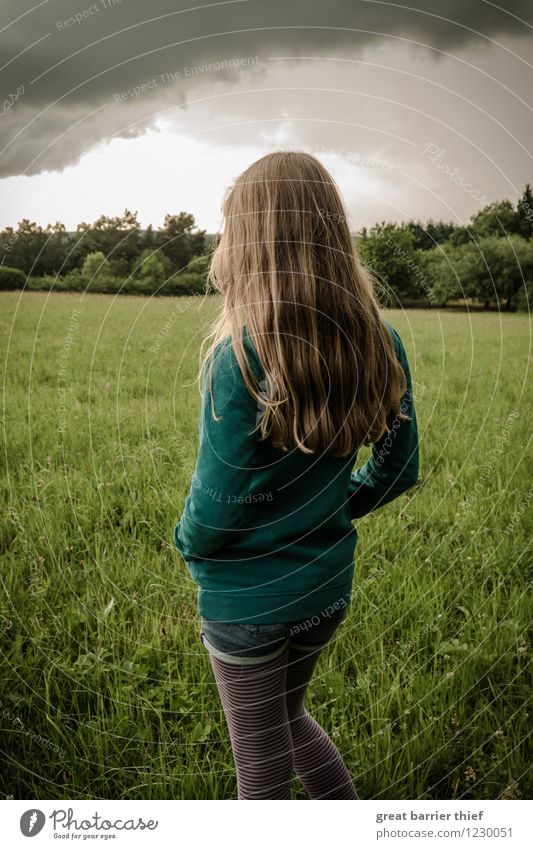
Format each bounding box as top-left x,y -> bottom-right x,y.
208,641 -> 358,800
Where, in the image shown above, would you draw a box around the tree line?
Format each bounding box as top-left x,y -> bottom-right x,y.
357,185 -> 533,311
1,186 -> 532,309
0,210 -> 207,296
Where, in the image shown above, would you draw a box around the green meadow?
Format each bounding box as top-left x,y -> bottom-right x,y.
1,291 -> 531,800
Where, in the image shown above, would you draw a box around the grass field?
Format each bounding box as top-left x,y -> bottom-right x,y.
1,291 -> 532,801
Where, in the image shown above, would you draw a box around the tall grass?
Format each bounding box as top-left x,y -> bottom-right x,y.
1,291 -> 531,800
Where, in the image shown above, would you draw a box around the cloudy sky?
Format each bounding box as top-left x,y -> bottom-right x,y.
0,0 -> 532,232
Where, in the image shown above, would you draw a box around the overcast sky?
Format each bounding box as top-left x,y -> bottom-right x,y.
0,0 -> 532,232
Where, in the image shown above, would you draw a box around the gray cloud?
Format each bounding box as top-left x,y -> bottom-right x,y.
0,0 -> 532,176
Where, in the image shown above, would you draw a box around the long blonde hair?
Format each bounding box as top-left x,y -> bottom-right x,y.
199,150 -> 408,457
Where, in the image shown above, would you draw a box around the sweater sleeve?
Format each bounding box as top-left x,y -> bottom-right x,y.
173,336 -> 260,562
347,322 -> 419,520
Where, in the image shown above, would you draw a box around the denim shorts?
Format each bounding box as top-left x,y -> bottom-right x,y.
199,603 -> 350,666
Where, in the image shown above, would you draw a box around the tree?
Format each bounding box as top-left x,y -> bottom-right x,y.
489,235 -> 533,310
157,212 -> 206,273
405,219 -> 456,250
42,221 -> 76,275
469,200 -> 521,239
143,224 -> 156,250
0,227 -> 18,267
8,220 -> 47,275
457,235 -> 533,310
357,223 -> 420,303
447,226 -> 472,247
417,245 -> 464,306
0,266 -> 26,290
75,209 -> 142,267
81,251 -> 110,283
133,248 -> 170,289
422,235 -> 533,309
517,184 -> 533,239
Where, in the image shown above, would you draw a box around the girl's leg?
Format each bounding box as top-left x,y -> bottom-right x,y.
285,643 -> 358,799
208,643 -> 294,799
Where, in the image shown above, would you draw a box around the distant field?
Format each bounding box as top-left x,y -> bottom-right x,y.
1,291 -> 531,800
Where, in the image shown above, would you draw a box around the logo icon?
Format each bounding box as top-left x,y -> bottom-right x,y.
20,810 -> 45,837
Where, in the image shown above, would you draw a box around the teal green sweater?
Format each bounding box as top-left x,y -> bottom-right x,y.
173,321 -> 419,623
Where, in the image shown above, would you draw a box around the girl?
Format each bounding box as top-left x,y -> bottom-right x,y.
174,151 -> 419,800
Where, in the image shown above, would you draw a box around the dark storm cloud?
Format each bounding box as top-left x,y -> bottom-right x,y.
0,0 -> 531,176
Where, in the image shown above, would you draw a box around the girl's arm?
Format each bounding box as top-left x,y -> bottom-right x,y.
347,323 -> 419,520
174,336 -> 258,561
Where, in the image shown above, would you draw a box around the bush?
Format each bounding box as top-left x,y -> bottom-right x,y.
358,224 -> 420,302
26,276 -> 48,291
62,270 -> 84,291
14,269 -> 213,297
26,272 -> 85,292
86,275 -> 122,294
81,251 -> 109,284
122,275 -> 160,296
185,253 -> 211,275
515,279 -> 533,312
162,273 -> 209,296
421,235 -> 533,310
0,266 -> 26,290
132,249 -> 170,287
